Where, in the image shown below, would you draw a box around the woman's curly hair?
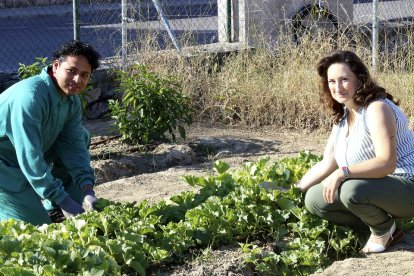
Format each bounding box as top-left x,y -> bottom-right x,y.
316,50 -> 399,124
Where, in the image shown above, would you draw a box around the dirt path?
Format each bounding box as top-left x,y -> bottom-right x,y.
84,119 -> 414,275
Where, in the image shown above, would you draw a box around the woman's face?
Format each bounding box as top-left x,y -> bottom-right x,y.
327,62 -> 360,108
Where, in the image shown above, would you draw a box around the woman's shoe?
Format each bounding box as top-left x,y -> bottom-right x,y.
361,222 -> 404,254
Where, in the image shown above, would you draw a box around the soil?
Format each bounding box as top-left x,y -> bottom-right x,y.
84,118 -> 414,276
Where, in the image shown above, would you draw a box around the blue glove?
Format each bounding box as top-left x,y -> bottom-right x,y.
83,189 -> 98,211
59,196 -> 85,218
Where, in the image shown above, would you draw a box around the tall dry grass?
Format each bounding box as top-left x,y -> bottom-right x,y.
126,27 -> 414,132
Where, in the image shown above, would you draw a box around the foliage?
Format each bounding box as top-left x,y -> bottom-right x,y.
108,64 -> 193,144
18,57 -> 50,79
0,151 -> 389,275
134,28 -> 414,130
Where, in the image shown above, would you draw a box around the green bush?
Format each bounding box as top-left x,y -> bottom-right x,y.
109,64 -> 193,144
17,57 -> 50,79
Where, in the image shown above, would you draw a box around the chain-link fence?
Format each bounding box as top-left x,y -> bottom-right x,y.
354,0 -> 414,69
0,0 -> 219,72
0,0 -> 414,72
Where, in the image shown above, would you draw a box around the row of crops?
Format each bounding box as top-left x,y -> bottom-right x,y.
0,152 -> 370,275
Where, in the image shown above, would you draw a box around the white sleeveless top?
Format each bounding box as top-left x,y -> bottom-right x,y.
333,98 -> 414,180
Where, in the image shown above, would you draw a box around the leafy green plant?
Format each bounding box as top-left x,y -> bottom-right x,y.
18,57 -> 50,79
3,152 -> 405,274
108,64 -> 193,144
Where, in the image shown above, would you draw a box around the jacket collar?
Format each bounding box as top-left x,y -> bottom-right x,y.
40,66 -> 74,105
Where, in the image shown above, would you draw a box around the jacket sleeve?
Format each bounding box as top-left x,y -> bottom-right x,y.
52,96 -> 95,192
8,81 -> 68,204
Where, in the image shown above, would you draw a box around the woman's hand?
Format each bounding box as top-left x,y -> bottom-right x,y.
322,169 -> 344,203
294,181 -> 306,192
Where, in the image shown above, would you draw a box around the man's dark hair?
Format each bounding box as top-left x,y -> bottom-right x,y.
53,40 -> 100,71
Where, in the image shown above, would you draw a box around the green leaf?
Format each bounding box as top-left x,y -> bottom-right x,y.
213,160 -> 230,175
0,237 -> 21,256
177,125 -> 186,140
275,197 -> 296,210
82,268 -> 105,276
182,175 -> 203,186
0,267 -> 36,275
126,259 -> 147,275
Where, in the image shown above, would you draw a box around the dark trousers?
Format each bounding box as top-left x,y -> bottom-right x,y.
305,175 -> 414,236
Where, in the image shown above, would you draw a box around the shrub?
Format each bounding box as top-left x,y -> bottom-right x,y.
17,57 -> 50,79
109,64 -> 193,144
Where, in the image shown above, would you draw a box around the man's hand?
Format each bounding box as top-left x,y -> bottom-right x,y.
59,196 -> 85,218
83,189 -> 98,211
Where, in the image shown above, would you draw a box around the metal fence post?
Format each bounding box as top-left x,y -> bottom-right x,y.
152,0 -> 181,52
372,0 -> 379,72
73,0 -> 80,40
121,0 -> 127,68
226,0 -> 232,42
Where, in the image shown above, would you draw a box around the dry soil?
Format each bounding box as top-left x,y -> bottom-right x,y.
84,118 -> 414,276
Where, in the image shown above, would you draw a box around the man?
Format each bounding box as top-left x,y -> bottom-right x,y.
0,40 -> 100,225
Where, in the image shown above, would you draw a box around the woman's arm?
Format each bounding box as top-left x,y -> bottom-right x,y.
296,127 -> 339,192
319,101 -> 398,203
345,101 -> 397,178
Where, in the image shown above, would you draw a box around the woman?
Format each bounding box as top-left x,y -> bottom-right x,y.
296,50 -> 414,253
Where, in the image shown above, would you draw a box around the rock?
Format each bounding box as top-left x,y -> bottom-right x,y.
0,72 -> 20,93
93,158 -> 139,184
153,144 -> 197,167
92,144 -> 198,184
84,68 -> 118,119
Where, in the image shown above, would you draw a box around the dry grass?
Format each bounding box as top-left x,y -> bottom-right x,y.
123,27 -> 414,132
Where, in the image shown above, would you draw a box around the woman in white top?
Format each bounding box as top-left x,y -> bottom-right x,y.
296,50 -> 414,253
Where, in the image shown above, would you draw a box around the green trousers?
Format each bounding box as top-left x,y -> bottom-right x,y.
0,129 -> 91,226
304,175 -> 414,236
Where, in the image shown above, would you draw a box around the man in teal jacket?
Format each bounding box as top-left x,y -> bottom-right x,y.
0,40 -> 100,225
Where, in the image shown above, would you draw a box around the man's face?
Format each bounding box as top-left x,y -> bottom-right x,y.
52,55 -> 92,97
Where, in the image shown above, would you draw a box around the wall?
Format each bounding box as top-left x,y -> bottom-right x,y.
218,0 -> 354,46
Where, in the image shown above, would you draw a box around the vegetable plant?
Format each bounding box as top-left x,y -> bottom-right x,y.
0,151 -> 404,275
108,64 -> 193,144
18,57 -> 50,79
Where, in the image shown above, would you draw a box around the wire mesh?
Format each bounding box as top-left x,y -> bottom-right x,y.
0,0 -> 414,73
354,0 -> 414,54
0,3 -> 73,72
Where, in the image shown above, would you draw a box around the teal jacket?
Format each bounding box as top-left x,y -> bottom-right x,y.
0,67 -> 95,205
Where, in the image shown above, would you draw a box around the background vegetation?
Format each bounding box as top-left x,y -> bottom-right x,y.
132,29 -> 414,133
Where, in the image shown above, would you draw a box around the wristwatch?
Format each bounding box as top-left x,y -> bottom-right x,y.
341,166 -> 350,180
